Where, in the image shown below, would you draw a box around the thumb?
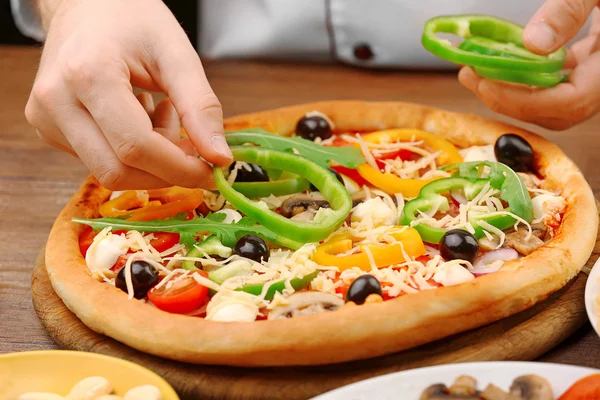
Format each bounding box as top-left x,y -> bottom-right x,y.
523,0 -> 598,55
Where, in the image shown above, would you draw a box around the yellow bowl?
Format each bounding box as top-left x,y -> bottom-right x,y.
0,350 -> 179,400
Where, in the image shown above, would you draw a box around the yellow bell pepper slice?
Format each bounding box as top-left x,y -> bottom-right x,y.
357,129 -> 463,197
99,190 -> 150,217
126,189 -> 204,222
312,227 -> 426,272
99,188 -> 204,221
147,187 -> 201,203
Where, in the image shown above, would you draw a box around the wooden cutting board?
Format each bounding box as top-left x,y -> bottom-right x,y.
32,202 -> 600,400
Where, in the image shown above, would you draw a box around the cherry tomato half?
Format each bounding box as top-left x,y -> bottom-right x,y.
111,255 -> 128,272
79,226 -> 97,257
148,272 -> 209,314
559,374 -> 600,400
331,165 -> 370,187
149,232 -> 181,253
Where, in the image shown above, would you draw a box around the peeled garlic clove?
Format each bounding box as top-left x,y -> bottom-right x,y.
19,394 -> 65,400
66,376 -> 113,400
123,385 -> 163,400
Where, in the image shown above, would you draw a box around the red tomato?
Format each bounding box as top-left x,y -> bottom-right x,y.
149,232 -> 180,253
416,255 -> 432,264
110,255 -> 128,272
326,136 -> 352,147
558,374 -> 600,400
377,148 -> 419,162
375,149 -> 421,171
335,283 -> 349,299
331,165 -> 370,187
79,226 -> 97,257
148,272 -> 209,314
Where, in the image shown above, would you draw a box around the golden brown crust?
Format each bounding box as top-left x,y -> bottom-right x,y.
46,101 -> 598,366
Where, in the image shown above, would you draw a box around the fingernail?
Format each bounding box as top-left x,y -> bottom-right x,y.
525,23 -> 557,52
210,134 -> 233,159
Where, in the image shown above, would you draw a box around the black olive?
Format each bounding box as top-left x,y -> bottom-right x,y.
494,133 -> 534,172
309,168 -> 345,191
345,275 -> 382,305
229,162 -> 269,182
296,114 -> 333,141
440,229 -> 479,263
234,234 -> 270,262
115,260 -> 159,299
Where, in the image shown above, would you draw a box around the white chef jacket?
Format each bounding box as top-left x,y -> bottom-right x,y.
10,0 -> 588,68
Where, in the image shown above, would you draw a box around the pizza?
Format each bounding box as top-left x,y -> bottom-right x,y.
45,101 -> 598,366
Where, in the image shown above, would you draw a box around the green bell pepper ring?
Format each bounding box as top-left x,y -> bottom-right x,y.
208,260 -> 253,285
232,173 -> 310,199
214,146 -> 352,244
208,265 -> 318,301
238,270 -> 319,301
401,177 -> 516,244
458,36 -> 568,88
422,15 -> 566,87
182,235 -> 232,271
471,65 -> 567,88
422,15 -> 566,72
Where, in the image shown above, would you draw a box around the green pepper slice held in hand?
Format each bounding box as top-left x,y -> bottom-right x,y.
458,37 -> 568,88
421,15 -> 567,87
214,146 -> 353,244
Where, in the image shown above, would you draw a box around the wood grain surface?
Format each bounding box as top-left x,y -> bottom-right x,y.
3,45 -> 600,389
30,234 -> 598,400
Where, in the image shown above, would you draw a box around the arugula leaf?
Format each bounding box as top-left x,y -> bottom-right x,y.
72,215 -> 303,250
225,128 -> 365,169
440,161 -> 533,222
166,212 -> 193,221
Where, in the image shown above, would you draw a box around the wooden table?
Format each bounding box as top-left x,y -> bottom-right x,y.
2,45 -> 600,367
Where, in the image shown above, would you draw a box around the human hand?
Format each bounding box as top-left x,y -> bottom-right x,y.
25,0 -> 232,190
459,1 -> 600,130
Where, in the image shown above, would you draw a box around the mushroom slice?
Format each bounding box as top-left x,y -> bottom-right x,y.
449,376 -> 478,395
268,291 -> 344,320
280,192 -> 365,218
504,229 -> 545,256
509,375 -> 553,400
480,384 -> 512,400
419,383 -> 481,400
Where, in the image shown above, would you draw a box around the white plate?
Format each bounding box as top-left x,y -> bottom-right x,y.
311,362 -> 599,400
585,257 -> 600,337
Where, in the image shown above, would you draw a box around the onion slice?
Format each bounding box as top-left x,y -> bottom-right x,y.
472,248 -> 518,275
450,189 -> 468,205
425,245 -> 440,257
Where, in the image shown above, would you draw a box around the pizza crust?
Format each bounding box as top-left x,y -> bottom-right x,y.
45,101 -> 598,366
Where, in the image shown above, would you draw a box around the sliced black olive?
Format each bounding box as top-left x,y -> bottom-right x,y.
296,114 -> 333,141
115,260 -> 159,299
440,229 -> 479,263
309,168 -> 345,191
494,134 -> 534,172
234,234 -> 270,262
346,275 -> 382,305
229,162 -> 269,182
